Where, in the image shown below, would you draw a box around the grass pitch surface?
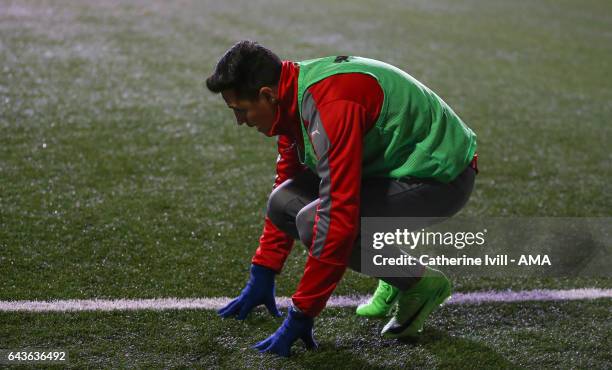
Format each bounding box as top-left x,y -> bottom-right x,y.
1,0 -> 611,368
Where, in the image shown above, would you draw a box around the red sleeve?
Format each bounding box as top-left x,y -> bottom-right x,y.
291,99 -> 368,316
251,134 -> 306,272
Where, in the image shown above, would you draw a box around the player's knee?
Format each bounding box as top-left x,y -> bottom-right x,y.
296,206 -> 315,247
266,180 -> 293,230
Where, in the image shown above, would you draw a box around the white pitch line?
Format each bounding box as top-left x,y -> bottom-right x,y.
0,288 -> 610,313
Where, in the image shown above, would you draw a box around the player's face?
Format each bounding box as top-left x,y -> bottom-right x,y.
222,89 -> 277,136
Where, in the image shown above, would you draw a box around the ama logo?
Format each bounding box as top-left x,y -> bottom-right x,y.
518,255 -> 551,265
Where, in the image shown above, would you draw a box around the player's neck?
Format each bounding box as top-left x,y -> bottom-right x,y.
269,61 -> 300,137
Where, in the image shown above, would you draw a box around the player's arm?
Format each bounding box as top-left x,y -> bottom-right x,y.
252,134 -> 306,272
291,96 -> 367,317
219,134 -> 305,320
255,97 -> 368,356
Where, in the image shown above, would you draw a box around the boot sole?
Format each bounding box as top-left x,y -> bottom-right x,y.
382,277 -> 451,339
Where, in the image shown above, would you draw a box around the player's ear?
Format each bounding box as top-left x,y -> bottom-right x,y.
259,86 -> 278,104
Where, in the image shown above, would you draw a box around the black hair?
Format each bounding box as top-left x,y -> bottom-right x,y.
206,40 -> 282,100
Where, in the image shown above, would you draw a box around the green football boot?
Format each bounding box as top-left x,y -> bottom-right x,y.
381,267 -> 451,339
356,280 -> 400,318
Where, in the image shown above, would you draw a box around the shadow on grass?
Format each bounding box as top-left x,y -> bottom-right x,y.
277,326 -> 522,369
282,327 -> 522,369
402,328 -> 523,369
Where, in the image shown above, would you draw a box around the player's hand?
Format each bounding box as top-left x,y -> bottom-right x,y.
218,264 -> 282,320
254,305 -> 318,357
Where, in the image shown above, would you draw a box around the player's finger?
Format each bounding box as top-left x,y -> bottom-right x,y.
236,300 -> 255,320
253,336 -> 273,351
218,298 -> 242,318
217,297 -> 238,316
264,298 -> 282,317
268,341 -> 291,357
218,296 -> 240,311
217,297 -> 240,316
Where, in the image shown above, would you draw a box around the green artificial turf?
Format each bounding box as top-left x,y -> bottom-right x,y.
1,300 -> 610,369
1,0 -> 611,368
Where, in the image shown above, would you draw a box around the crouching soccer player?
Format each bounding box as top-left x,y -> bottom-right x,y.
206,41 -> 478,357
